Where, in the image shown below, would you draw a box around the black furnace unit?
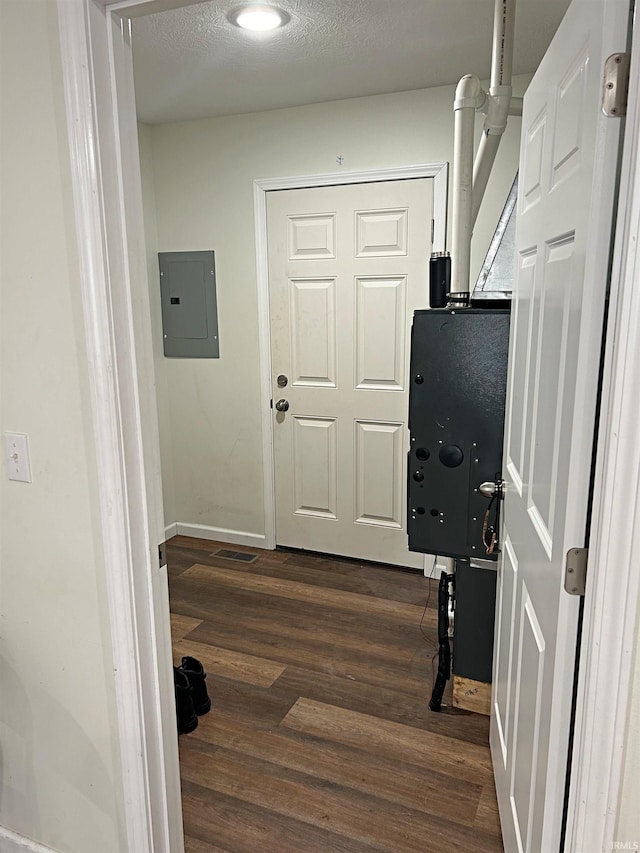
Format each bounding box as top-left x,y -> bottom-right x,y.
408,306 -> 510,560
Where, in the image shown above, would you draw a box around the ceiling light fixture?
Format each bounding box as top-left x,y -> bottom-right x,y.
227,5 -> 290,32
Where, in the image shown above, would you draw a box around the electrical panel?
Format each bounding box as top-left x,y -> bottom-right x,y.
407,307 -> 510,560
159,251 -> 219,358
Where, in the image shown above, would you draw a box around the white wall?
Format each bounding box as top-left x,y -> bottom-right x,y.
144,77 -> 528,537
0,2 -> 126,850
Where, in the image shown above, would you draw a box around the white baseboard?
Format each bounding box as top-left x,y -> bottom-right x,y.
0,827 -> 59,853
422,554 -> 437,577
164,522 -> 178,540
173,522 -> 268,550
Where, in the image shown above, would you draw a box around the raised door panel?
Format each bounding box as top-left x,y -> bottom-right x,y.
551,51 -> 588,191
290,278 -> 336,387
355,208 -> 408,257
521,109 -> 547,213
355,276 -> 406,390
505,250 -> 537,496
288,214 -> 336,259
293,417 -> 337,519
510,587 -> 546,853
527,235 -> 576,557
355,421 -> 403,527
493,535 -> 519,769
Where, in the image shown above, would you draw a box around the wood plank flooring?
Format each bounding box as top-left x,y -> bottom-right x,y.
168,535 -> 503,853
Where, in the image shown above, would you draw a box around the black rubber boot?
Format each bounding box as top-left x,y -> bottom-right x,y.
179,656 -> 211,716
174,666 -> 198,734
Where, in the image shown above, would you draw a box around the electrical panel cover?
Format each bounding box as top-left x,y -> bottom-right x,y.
159,250 -> 219,358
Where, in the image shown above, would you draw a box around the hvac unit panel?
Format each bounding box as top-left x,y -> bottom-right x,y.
453,559 -> 497,683
408,308 -> 510,559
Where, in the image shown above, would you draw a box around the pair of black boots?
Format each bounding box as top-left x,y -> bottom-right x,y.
173,656 -> 211,735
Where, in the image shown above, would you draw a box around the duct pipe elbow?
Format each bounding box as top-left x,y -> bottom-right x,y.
484,85 -> 513,135
454,75 -> 485,111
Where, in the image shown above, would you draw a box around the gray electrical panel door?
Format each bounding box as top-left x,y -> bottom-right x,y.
159,251 -> 219,358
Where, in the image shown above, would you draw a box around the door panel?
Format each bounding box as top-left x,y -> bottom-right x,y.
355,276 -> 406,389
355,420 -> 404,527
493,534 -> 518,766
505,249 -> 537,494
511,585 -> 546,853
292,417 -> 337,518
356,208 -> 408,256
290,278 -> 336,386
288,214 -> 336,258
268,179 -> 433,567
491,1 -> 629,850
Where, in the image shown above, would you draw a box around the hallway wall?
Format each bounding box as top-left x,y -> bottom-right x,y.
0,2 -> 126,850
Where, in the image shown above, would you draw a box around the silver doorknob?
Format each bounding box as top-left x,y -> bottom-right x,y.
275,399 -> 289,412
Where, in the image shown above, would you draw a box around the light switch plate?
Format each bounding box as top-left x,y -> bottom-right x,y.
4,432 -> 32,483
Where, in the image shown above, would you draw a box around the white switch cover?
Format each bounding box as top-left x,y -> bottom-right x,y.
4,432 -> 32,483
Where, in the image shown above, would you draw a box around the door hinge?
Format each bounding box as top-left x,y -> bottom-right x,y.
158,541 -> 167,568
431,219 -> 435,246
602,52 -> 630,117
564,547 -> 588,596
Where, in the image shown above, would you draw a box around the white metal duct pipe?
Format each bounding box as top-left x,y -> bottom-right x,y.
450,74 -> 485,298
471,0 -> 517,226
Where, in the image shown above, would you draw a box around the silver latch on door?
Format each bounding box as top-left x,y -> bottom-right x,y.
275,399 -> 289,412
564,547 -> 588,596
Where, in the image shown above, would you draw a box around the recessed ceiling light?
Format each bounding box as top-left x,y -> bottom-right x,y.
227,5 -> 290,32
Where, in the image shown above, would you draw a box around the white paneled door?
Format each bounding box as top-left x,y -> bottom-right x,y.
491,1 -> 629,851
267,179 -> 433,567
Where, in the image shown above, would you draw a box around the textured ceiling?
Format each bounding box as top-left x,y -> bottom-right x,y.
132,0 -> 571,125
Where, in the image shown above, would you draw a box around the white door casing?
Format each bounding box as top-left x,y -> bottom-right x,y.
491,1 -> 629,851
267,179 -> 434,568
57,1 -> 182,851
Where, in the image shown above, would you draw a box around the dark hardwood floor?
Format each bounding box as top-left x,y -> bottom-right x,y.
168,535 -> 503,853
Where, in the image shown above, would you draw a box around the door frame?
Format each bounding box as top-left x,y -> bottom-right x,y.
55,0 -> 640,851
56,2 -> 182,851
253,164 -> 448,556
